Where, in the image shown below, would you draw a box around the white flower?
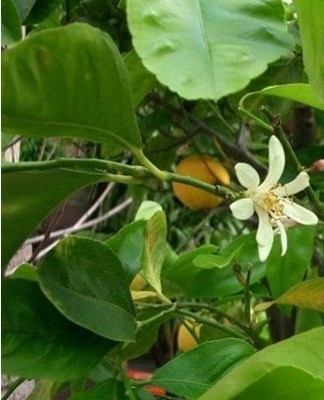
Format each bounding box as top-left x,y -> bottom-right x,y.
230,135 -> 318,262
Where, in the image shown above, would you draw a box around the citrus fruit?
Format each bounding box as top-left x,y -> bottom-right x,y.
172,155 -> 230,210
177,322 -> 201,351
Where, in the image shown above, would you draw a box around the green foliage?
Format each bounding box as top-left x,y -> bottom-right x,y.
1,1 -> 323,398
127,0 -> 294,100
151,339 -> 255,399
199,328 -> 324,400
2,279 -> 116,380
2,23 -> 142,150
38,236 -> 136,341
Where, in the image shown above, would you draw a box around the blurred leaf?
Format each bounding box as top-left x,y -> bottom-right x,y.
2,279 -> 116,380
266,226 -> 316,311
294,0 -> 324,103
2,0 -> 22,46
25,0 -> 62,25
11,263 -> 38,281
127,0 -> 294,100
276,278 -> 324,312
27,380 -> 61,400
70,379 -> 127,400
2,23 -> 142,150
106,219 -> 147,283
38,236 -> 136,341
258,83 -> 324,110
2,167 -> 108,267
295,308 -> 324,334
13,0 -> 37,21
135,200 -> 162,221
199,327 -> 324,400
152,339 -> 255,400
124,50 -> 156,106
193,243 -> 243,269
225,366 -> 324,400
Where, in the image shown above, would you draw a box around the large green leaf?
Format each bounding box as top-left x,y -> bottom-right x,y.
232,366 -> 324,400
152,339 -> 255,400
2,279 -> 116,380
294,0 -> 324,103
266,226 -> 315,300
1,0 -> 22,46
199,327 -> 324,400
38,236 -> 136,341
127,0 -> 294,100
2,167 -> 109,267
2,23 -> 142,150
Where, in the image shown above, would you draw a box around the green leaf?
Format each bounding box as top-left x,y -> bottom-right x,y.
127,0 -> 294,100
294,0 -> 324,103
135,200 -> 162,221
152,339 -> 255,400
11,263 -> 38,281
25,0 -> 62,25
124,50 -> 156,106
199,327 -> 324,400
12,0 -> 37,21
106,219 -> 147,283
230,366 -> 324,400
2,279 -> 116,380
1,0 -> 22,46
70,379 -> 127,400
193,243 -> 243,269
164,233 -> 265,298
276,278 -> 324,312
141,209 -> 168,301
38,236 -> 136,342
2,167 -> 109,267
266,226 -> 316,302
28,380 -> 61,400
259,84 -> 324,110
2,23 -> 142,150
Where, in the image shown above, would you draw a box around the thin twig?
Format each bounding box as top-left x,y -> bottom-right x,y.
33,197 -> 133,260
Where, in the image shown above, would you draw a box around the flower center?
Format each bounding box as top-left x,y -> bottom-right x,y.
259,190 -> 284,218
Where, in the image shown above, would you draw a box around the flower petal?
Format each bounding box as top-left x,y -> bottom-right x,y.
282,201 -> 318,225
230,198 -> 255,220
273,172 -> 310,197
235,163 -> 260,189
258,136 -> 285,191
275,220 -> 287,256
255,206 -> 274,262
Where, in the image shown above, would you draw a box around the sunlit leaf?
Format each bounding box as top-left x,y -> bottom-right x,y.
128,0 -> 294,100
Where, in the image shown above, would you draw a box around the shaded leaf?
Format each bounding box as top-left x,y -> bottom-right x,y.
2,279 -> 116,380
106,219 -> 147,283
70,379 -> 127,400
2,167 -> 109,267
294,0 -> 324,103
152,339 -> 255,400
13,0 -> 37,21
199,327 -> 324,400
38,236 -> 136,341
193,243 -> 243,269
2,23 -> 142,150
127,0 -> 294,100
2,0 -> 22,46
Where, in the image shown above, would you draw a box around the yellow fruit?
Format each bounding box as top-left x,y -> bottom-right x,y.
177,322 -> 200,351
130,274 -> 147,291
172,155 -> 230,210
